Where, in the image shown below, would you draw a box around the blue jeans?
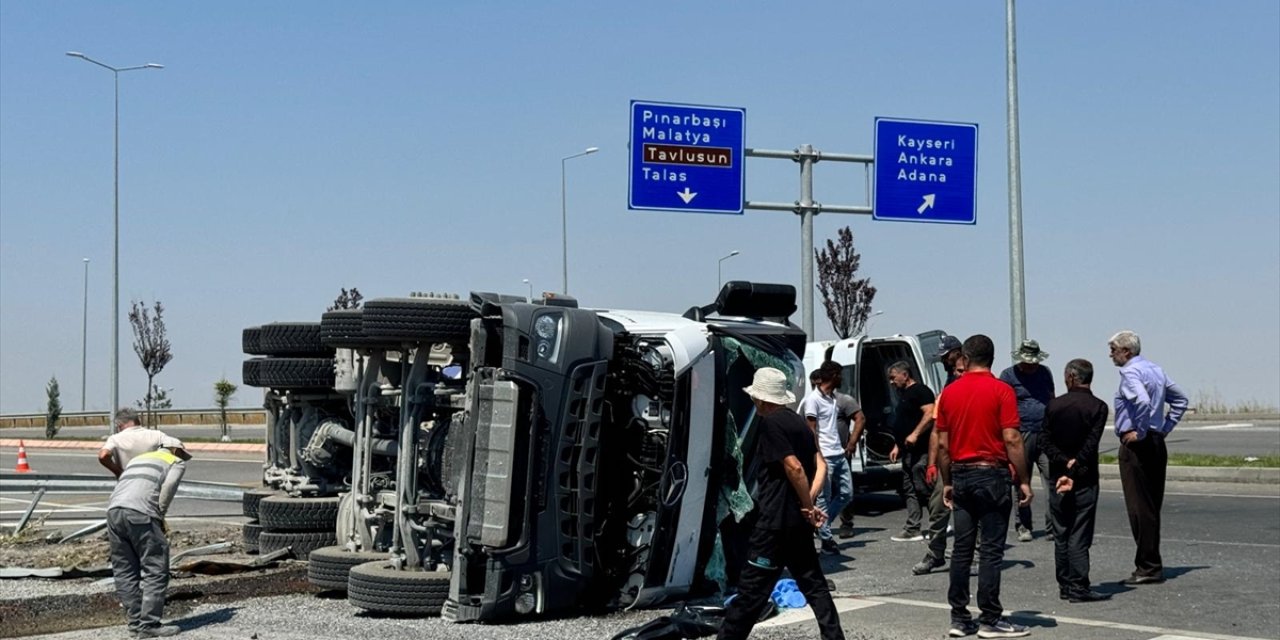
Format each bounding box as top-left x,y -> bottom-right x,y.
816,454 -> 853,541
948,466 -> 1013,626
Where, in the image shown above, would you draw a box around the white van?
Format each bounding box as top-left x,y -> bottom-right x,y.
802,330 -> 950,492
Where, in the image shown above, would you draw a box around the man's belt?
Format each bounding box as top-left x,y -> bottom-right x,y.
952,460 -> 1008,469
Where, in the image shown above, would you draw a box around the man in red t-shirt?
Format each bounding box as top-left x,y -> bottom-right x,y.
936,335 -> 1033,639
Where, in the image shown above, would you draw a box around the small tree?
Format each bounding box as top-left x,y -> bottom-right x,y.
129,300 -> 173,428
45,376 -> 62,439
328,287 -> 363,311
815,226 -> 878,339
214,378 -> 238,441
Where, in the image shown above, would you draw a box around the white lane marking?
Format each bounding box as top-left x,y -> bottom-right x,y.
1093,533 -> 1280,549
1176,423 -> 1268,431
755,597 -> 881,628
865,595 -> 1272,640
1100,489 -> 1280,500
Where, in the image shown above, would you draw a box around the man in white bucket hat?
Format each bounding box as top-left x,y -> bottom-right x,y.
718,367 -> 847,640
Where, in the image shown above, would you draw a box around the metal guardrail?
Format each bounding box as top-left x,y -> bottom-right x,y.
0,473 -> 246,501
0,407 -> 267,429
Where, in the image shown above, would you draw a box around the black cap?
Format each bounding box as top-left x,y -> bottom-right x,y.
935,335 -> 962,358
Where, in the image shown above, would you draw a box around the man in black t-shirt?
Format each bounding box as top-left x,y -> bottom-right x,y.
887,361 -> 937,542
718,368 -> 846,640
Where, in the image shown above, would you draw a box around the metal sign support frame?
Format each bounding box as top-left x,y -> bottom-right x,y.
744,144 -> 873,338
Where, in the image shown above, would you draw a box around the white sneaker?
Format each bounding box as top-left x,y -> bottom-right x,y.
890,530 -> 925,542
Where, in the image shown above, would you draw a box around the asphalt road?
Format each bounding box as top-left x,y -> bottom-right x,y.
5,419 -> 1277,456
0,448 -> 260,533
12,476 -> 1279,640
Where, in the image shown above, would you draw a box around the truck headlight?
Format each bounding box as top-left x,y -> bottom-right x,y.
532,314 -> 562,363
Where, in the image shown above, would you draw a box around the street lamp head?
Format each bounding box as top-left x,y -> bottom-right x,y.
66,51 -> 85,58
584,147 -> 599,154
83,257 -> 90,263
729,250 -> 740,257
522,278 -> 530,284
144,63 -> 164,69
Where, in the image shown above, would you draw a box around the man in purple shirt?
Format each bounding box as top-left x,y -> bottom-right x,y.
1108,330 -> 1188,586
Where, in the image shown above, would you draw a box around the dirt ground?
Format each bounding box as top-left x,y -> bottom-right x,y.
0,521 -> 245,569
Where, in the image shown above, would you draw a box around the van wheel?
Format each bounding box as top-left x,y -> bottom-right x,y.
347,561 -> 450,616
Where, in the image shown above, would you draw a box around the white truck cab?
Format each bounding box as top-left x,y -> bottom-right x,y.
802,330 -> 950,491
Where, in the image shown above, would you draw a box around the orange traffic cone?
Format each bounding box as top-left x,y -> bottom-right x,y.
15,440 -> 32,473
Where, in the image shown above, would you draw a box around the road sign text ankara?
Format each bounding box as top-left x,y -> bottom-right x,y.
629,100 -> 745,215
873,117 -> 978,225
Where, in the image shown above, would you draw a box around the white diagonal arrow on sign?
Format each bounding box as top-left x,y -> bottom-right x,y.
677,187 -> 698,204
917,194 -> 936,214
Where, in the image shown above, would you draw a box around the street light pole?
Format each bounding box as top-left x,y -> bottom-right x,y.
561,147 -> 598,294
863,309 -> 885,336
717,250 -> 740,289
81,258 -> 89,411
522,278 -> 533,303
66,52 -> 163,430
1005,0 -> 1028,355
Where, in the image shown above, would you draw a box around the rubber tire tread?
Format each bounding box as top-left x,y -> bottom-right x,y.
242,521 -> 262,554
307,545 -> 387,592
361,298 -> 476,344
255,357 -> 335,389
258,495 -> 341,531
347,561 -> 450,616
320,310 -> 399,349
260,322 -> 331,356
242,488 -> 278,519
258,530 -> 336,560
242,327 -> 266,356
242,358 -> 263,387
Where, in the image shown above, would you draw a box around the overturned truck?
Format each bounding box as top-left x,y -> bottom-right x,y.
242,282 -> 807,621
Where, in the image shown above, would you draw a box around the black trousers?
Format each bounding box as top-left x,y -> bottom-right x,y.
1015,430 -> 1053,532
1118,433 -> 1167,578
718,525 -> 845,640
900,448 -> 930,534
948,466 -> 1013,626
1049,484 -> 1098,594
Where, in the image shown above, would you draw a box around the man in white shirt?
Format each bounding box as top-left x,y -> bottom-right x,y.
99,408 -> 171,478
805,361 -> 858,554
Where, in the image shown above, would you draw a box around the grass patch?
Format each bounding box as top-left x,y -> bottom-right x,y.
1192,388 -> 1278,414
1099,453 -> 1280,467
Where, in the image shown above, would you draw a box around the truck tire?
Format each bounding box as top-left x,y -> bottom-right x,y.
258,495 -> 341,532
252,357 -> 335,389
242,488 -> 278,519
242,326 -> 267,356
361,298 -> 476,344
260,322 -> 331,357
242,521 -> 262,554
258,530 -> 336,560
347,561 -> 450,616
307,545 -> 387,592
242,358 -> 264,387
320,310 -> 399,350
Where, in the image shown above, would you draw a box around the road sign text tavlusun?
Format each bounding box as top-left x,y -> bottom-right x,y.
873,117 -> 978,225
629,100 -> 745,215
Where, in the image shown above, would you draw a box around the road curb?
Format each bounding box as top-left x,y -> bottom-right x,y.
0,438 -> 266,454
1100,463 -> 1279,484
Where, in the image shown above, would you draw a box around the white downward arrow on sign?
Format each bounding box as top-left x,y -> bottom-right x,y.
677,187 -> 698,204
917,194 -> 936,214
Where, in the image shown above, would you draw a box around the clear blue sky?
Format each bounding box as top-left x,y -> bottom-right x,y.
2,1 -> 1277,413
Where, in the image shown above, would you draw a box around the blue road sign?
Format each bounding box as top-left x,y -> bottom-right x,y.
873,117 -> 978,224
629,100 -> 745,215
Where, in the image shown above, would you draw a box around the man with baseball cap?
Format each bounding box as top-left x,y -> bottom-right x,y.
106,435 -> 191,637
718,367 -> 845,640
914,334 -> 965,575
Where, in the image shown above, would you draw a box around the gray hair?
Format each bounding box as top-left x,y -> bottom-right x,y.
1109,330 -> 1142,356
114,407 -> 140,427
887,361 -> 913,377
1064,358 -> 1094,385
